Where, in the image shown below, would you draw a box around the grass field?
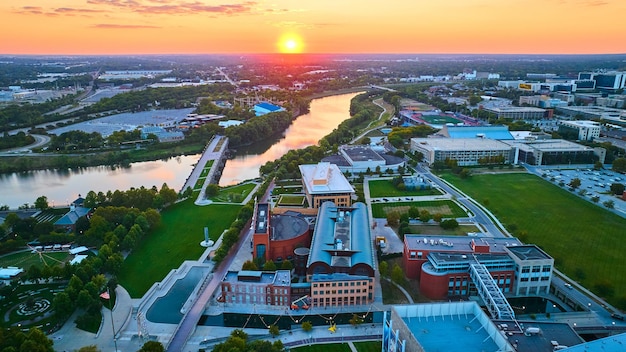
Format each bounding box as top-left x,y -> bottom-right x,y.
381,279 -> 410,304
211,182 -> 256,203
353,341 -> 382,352
368,179 -> 442,197
371,200 -> 466,219
277,195 -> 305,206
442,172 -> 626,307
118,200 -> 241,297
420,114 -> 463,124
0,251 -> 70,269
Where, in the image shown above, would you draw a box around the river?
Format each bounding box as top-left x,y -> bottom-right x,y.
0,92 -> 361,209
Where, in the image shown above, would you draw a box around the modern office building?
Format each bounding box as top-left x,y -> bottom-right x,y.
321,145 -> 405,174
506,245 -> 554,296
483,106 -> 550,120
558,120 -> 601,141
403,235 -> 542,300
410,138 -> 515,166
579,71 -> 626,91
299,162 -> 355,209
220,270 -> 291,306
504,139 -> 601,165
556,105 -> 626,126
307,202 -> 376,307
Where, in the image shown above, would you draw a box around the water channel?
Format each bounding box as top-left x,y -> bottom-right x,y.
0,92 -> 362,208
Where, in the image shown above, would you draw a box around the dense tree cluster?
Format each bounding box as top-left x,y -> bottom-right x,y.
211,329 -> 285,352
0,94 -> 78,132
80,84 -> 233,114
259,145 -> 326,179
321,92 -> 380,147
613,158 -> 626,173
0,327 -> 54,352
224,111 -> 294,147
386,125 -> 436,148
211,205 -> 253,264
0,132 -> 35,150
83,183 -> 178,211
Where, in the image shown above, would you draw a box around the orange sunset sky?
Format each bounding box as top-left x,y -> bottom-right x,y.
1,0 -> 625,55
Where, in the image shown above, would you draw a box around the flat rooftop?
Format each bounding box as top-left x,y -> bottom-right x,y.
411,138 -> 512,151
504,139 -> 593,152
342,146 -> 385,162
485,106 -> 546,113
223,270 -> 290,287
506,245 -> 552,261
492,320 -> 584,352
392,302 -> 512,352
299,162 -> 355,195
404,235 -> 522,254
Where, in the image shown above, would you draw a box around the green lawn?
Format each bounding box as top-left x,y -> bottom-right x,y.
353,341 -> 382,352
211,183 -> 256,203
118,200 -> 241,297
368,179 -> 442,198
371,200 -> 466,218
277,195 -> 305,206
193,177 -> 206,191
0,251 -> 70,269
442,172 -> 626,307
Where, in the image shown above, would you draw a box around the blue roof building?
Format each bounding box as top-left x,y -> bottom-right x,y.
439,125 -> 515,140
253,102 -> 285,116
307,202 -> 377,307
54,206 -> 91,231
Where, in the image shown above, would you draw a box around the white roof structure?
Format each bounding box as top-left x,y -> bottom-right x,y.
70,255 -> 88,265
411,138 -> 511,152
0,267 -> 24,279
69,246 -> 89,255
299,162 -> 355,195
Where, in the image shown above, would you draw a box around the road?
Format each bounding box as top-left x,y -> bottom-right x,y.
350,98 -> 394,144
0,134 -> 51,155
216,67 -> 238,87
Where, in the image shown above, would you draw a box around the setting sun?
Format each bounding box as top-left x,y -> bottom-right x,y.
278,33 -> 304,54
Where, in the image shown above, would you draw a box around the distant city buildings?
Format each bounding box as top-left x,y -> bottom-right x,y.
98,70 -> 173,80
558,120 -> 601,141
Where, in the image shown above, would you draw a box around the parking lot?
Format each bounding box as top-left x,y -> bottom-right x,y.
530,166 -> 626,216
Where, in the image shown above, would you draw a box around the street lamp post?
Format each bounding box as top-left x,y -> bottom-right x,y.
108,288 -> 118,352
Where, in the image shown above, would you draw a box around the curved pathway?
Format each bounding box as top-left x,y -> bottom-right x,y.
350,98 -> 393,144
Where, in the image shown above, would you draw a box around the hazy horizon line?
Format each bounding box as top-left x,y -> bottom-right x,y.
1,52 -> 626,57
